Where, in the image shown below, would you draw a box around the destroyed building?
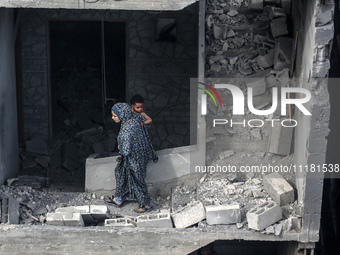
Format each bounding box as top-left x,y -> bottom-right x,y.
0,0 -> 339,254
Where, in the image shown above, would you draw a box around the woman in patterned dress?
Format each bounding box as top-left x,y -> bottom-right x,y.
105,102 -> 153,213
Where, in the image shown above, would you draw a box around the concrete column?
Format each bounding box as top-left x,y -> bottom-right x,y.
0,9 -> 19,185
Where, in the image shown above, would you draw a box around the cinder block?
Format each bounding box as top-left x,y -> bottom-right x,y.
105,218 -> 136,227
262,173 -> 294,206
46,212 -> 85,227
206,204 -> 241,225
171,201 -> 206,228
90,205 -> 108,221
55,206 -> 90,213
246,201 -> 282,231
267,121 -> 294,156
137,212 -> 173,228
8,197 -> 20,224
270,18 -> 288,37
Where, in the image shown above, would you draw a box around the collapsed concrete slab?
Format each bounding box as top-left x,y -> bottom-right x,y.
262,173 -> 294,206
172,201 -> 205,228
246,201 -> 282,231
206,204 -> 241,225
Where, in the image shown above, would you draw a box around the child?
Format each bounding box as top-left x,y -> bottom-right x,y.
130,94 -> 158,163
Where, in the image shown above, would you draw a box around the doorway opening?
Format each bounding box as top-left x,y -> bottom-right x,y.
46,20 -> 126,188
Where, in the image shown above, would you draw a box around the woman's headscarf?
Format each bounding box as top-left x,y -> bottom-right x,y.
112,103 -> 133,124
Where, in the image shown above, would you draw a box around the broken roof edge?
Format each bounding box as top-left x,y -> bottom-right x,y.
0,0 -> 199,11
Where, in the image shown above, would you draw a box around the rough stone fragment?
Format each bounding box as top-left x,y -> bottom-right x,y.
315,23 -> 334,45
213,23 -> 227,40
171,201 -> 205,228
137,212 -> 173,228
281,0 -> 291,15
274,223 -> 283,235
211,63 -> 221,72
312,60 -> 330,78
262,173 -> 294,206
246,201 -> 282,231
35,156 -> 50,167
206,204 -> 241,225
274,37 -> 293,70
256,50 -> 274,68
237,61 -> 252,75
270,18 -> 288,37
227,10 -> 239,17
228,56 -> 238,65
209,55 -> 224,65
105,218 -> 136,227
219,150 -> 234,160
206,14 -> 214,29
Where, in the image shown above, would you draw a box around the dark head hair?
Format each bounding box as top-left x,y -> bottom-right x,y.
130,94 -> 144,105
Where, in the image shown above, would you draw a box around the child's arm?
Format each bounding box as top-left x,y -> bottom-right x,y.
140,112 -> 152,126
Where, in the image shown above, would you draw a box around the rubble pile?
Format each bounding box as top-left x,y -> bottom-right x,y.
206,2 -> 293,78
19,123 -> 119,187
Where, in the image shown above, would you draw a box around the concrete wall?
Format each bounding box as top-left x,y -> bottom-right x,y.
0,0 -> 198,11
0,9 -> 19,185
292,0 -> 333,242
20,6 -> 198,149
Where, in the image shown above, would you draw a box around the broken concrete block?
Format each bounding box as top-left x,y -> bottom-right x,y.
35,156 -> 50,167
315,22 -> 334,45
246,201 -> 282,231
33,206 -> 48,216
171,201 -> 205,228
26,138 -> 49,156
63,143 -> 79,171
90,205 -> 108,221
270,18 -> 288,37
262,173 -> 294,206
136,212 -> 173,228
22,157 -> 37,169
267,121 -> 294,155
256,49 -> 275,68
14,176 -> 47,189
206,204 -> 241,225
209,55 -> 224,65
246,78 -> 266,96
249,0 -> 263,10
227,10 -> 239,17
105,218 -> 136,227
316,5 -> 333,26
219,150 -> 234,160
46,212 -> 85,227
213,23 -> 227,40
269,7 -> 286,20
8,197 -> 20,224
56,206 -> 90,213
237,61 -> 253,75
312,59 -> 330,78
211,63 -> 221,72
274,223 -> 283,235
283,216 -> 301,231
274,37 -> 293,71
